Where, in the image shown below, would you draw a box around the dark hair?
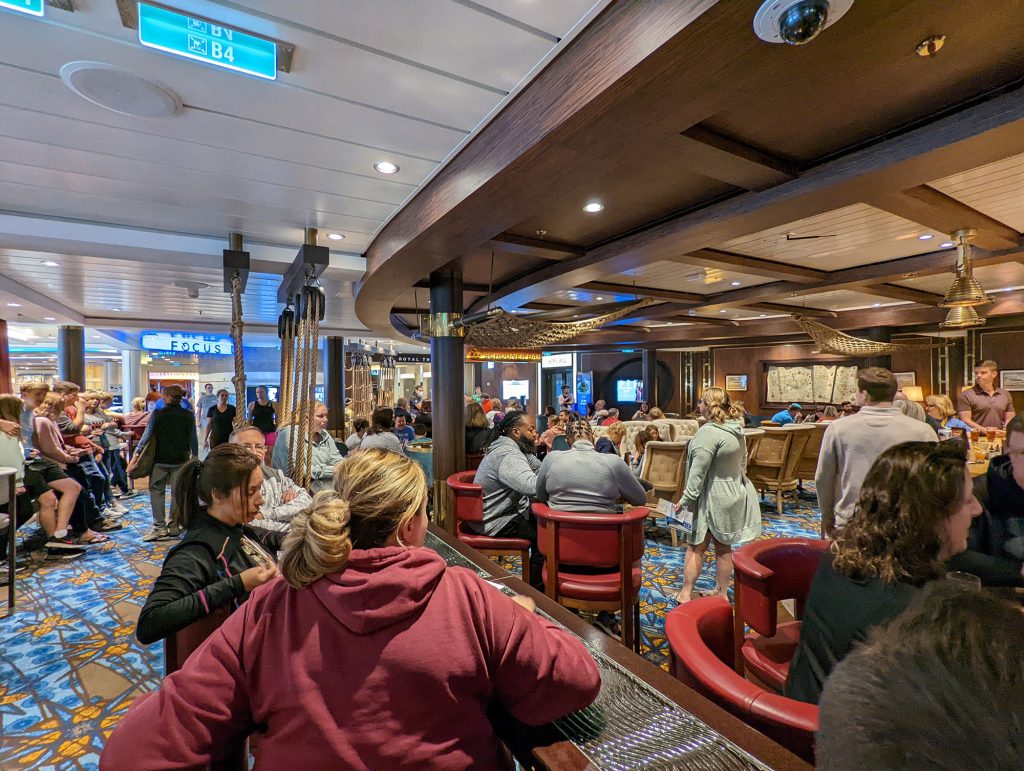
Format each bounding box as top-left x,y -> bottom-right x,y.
818,581 -> 1024,770
833,440 -> 967,583
170,444 -> 261,529
162,384 -> 184,405
483,410 -> 528,450
1007,415 -> 1024,444
369,407 -> 394,434
353,418 -> 369,433
420,400 -> 431,413
544,406 -> 556,417
857,367 -> 898,403
413,422 -> 428,437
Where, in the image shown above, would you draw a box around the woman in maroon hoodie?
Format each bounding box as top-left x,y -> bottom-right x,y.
103,448 -> 601,769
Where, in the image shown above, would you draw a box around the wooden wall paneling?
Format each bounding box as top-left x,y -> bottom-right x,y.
981,329 -> 1024,415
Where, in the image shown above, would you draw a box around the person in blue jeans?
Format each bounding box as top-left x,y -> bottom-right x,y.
770,403 -> 802,425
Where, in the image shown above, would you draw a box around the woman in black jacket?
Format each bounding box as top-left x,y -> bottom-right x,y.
136,444 -> 278,645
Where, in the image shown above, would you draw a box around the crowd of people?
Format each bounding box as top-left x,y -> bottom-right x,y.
2,369 -> 1017,767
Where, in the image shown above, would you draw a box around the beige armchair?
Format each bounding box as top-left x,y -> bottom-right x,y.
639,439 -> 689,547
794,423 -> 829,488
745,426 -> 814,515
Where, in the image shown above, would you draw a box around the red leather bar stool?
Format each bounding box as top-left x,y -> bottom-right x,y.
532,503 -> 648,653
446,471 -> 531,584
666,596 -> 818,764
732,537 -> 831,691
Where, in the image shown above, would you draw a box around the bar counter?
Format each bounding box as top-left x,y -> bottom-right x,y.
425,525 -> 811,771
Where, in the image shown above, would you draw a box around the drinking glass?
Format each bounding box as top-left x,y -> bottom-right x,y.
970,429 -> 981,443
946,571 -> 982,591
986,428 -> 997,442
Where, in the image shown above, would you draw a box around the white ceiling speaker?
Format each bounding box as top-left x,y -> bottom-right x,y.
60,61 -> 182,118
753,0 -> 854,45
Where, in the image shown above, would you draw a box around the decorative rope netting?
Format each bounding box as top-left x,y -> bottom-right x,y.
229,272 -> 248,430
347,352 -> 373,419
377,355 -> 396,410
464,298 -> 658,348
794,316 -> 948,355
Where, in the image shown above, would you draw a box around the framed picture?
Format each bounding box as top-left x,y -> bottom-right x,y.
894,372 -> 916,388
725,374 -> 748,391
1000,370 -> 1024,391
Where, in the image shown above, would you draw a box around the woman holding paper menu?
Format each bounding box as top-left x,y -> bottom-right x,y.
673,387 -> 761,603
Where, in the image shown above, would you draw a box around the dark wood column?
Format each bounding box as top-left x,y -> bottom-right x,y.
853,327 -> 892,370
324,337 -> 346,436
58,326 -> 84,386
430,268 -> 465,533
642,348 -> 658,407
0,320 -> 10,394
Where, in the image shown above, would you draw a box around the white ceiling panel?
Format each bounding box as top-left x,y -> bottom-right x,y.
606,260 -> 775,294
793,289 -> 910,312
470,0 -> 606,38
716,204 -> 942,271
930,152 -> 1024,232
228,0 -> 564,92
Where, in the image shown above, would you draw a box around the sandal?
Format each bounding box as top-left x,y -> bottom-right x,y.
77,532 -> 111,544
97,520 -> 124,532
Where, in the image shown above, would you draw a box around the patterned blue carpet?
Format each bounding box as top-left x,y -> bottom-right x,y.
0,488 -> 819,769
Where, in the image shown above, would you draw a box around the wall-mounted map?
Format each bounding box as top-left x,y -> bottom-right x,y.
766,364 -> 859,405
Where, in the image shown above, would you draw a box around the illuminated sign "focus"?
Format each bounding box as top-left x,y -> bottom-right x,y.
141,332 -> 233,355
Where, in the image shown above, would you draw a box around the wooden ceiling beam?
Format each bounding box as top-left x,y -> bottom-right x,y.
488,233 -> 585,260
576,281 -> 704,303
870,184 -> 1021,250
677,126 -> 797,191
477,86 -> 1024,316
665,247 -> 826,283
862,283 -> 945,306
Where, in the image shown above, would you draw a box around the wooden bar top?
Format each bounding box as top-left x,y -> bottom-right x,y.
426,525 -> 811,771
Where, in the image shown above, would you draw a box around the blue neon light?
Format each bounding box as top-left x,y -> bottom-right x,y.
137,2 -> 277,81
0,0 -> 44,16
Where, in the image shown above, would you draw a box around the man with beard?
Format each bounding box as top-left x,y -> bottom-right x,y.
471,411 -> 544,588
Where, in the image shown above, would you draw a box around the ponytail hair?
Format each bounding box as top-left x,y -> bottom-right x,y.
565,413 -> 593,444
701,386 -> 743,424
279,449 -> 427,588
170,443 -> 260,529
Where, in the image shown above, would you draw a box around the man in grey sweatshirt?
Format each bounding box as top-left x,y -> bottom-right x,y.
471,412 -> 544,588
815,367 -> 937,535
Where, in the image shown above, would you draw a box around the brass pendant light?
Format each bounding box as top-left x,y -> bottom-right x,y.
939,304 -> 986,329
939,228 -> 988,328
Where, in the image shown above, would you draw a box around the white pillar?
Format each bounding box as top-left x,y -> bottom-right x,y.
121,349 -> 142,406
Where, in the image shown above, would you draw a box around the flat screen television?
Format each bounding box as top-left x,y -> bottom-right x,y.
615,378 -> 643,402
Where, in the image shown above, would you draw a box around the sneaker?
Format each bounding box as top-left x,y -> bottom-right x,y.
108,502 -> 129,514
118,490 -> 141,499
593,611 -> 622,640
142,526 -> 168,542
97,519 -> 124,532
167,523 -> 181,537
46,535 -> 86,550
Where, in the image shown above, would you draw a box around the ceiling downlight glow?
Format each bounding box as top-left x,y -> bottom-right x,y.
374,161 -> 399,175
583,202 -> 604,213
327,233 -> 345,241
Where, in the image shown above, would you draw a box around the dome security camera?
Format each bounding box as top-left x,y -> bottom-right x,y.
753,0 -> 854,45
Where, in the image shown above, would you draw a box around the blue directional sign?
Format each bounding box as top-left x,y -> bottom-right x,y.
137,2 -> 278,81
0,0 -> 45,17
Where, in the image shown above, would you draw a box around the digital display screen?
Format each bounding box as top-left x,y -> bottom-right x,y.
616,379 -> 643,402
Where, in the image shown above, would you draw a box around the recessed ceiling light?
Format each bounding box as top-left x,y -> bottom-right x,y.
940,241 -> 954,248
7,302 -> 21,307
595,296 -> 604,301
719,309 -> 727,313
583,201 -> 604,213
111,308 -> 121,312
759,313 -> 767,317
42,260 -> 60,267
917,234 -> 934,240
730,280 -> 742,286
374,161 -> 399,175
327,233 -> 345,241
44,316 -> 55,321
872,302 -> 882,307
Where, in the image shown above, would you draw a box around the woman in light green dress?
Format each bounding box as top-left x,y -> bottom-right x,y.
674,387 -> 761,603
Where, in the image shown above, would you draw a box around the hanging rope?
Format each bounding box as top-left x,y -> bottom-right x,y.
229,272 -> 247,429
287,283 -> 324,489
276,304 -> 296,427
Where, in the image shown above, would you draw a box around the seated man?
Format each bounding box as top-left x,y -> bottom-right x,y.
231,426 -> 312,540
345,418 -> 369,451
817,580 -> 1024,770
599,408 -> 621,427
471,411 -> 543,588
770,403 -> 802,425
949,415 -> 1024,586
393,415 -> 415,445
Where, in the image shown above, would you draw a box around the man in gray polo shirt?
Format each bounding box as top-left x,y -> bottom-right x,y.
958,360 -> 1016,429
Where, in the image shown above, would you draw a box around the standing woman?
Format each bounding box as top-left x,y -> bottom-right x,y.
674,387 -> 761,603
136,444 -> 276,645
204,389 -> 236,450
129,385 -> 198,542
247,386 -> 278,444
